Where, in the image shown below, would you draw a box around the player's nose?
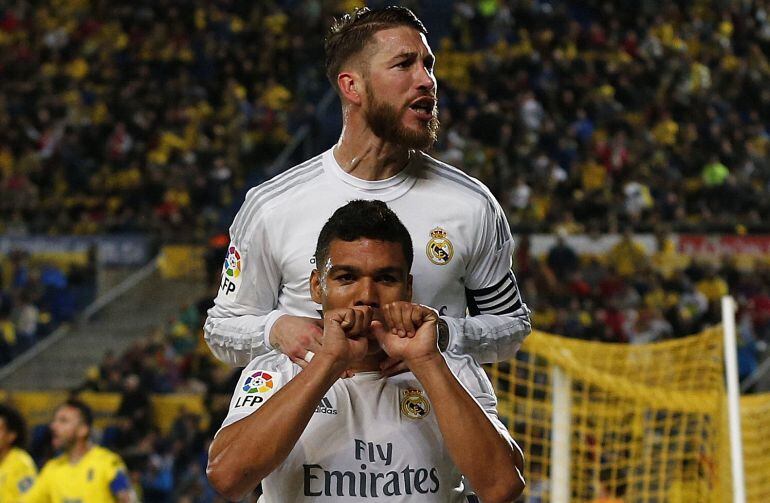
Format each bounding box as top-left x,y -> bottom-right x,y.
354,278 -> 380,308
415,63 -> 435,92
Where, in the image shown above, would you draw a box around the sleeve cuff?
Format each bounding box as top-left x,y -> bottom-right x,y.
263,311 -> 288,351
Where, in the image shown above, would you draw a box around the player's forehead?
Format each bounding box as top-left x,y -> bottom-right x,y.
368,26 -> 433,62
327,238 -> 406,270
54,405 -> 80,421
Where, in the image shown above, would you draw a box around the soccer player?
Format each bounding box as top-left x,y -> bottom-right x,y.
205,6 -> 530,374
22,399 -> 136,502
0,404 -> 36,499
207,200 -> 525,502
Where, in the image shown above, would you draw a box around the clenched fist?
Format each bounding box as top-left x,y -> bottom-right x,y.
317,306 -> 374,370
373,302 -> 440,368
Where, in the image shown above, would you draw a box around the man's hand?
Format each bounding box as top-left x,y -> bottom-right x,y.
317,307 -> 374,371
269,315 -> 324,368
374,302 -> 440,368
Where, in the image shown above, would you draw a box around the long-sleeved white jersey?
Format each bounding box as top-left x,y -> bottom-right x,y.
205,148 -> 531,366
218,351 -> 510,502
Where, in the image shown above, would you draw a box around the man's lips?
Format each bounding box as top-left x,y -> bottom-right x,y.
408,96 -> 437,120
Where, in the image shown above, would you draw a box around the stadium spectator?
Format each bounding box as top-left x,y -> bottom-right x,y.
12,292 -> 39,352
114,374 -> 153,450
546,230 -> 579,279
606,229 -> 649,278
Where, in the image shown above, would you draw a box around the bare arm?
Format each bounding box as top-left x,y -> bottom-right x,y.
411,355 -> 524,502
206,307 -> 372,500
378,302 -> 525,503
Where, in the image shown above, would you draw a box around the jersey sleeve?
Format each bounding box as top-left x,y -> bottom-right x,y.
4,451 -> 37,499
444,197 -> 531,363
20,463 -> 49,503
14,454 -> 36,496
217,354 -> 295,431
449,354 -> 513,441
104,452 -> 131,496
204,197 -> 285,367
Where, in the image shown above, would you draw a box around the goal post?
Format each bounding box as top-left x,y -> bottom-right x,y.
550,365 -> 571,503
722,295 -> 746,503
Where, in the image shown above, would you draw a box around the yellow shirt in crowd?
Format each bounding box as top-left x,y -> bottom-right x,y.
0,447 -> 36,501
22,446 -> 130,502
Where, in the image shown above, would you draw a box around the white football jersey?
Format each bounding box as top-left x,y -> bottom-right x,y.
220,351 -> 509,502
205,148 -> 530,366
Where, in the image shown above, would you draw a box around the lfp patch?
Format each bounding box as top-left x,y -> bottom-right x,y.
243,371 -> 274,394
218,245 -> 242,297
224,245 -> 242,278
233,369 -> 278,410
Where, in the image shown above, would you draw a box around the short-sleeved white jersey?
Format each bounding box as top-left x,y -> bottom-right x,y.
205,148 -> 530,365
219,351 -> 510,502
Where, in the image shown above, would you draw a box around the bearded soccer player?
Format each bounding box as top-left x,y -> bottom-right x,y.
207,200 -> 525,502
22,399 -> 136,503
0,404 -> 36,499
204,6 -> 530,372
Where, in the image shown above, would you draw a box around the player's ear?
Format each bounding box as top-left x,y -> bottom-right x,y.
310,270 -> 323,304
338,71 -> 363,106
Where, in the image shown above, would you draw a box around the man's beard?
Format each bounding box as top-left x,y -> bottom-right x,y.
365,94 -> 440,150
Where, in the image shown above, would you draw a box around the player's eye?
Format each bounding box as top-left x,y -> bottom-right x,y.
334,273 -> 355,282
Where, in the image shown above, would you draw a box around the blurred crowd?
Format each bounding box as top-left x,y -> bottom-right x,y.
4,0 -> 770,498
1,0 -> 770,240
429,0 -> 770,233
518,231 -> 770,379
0,0 -> 342,241
0,250 -> 95,364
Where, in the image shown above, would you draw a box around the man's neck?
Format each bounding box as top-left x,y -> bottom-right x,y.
68,441 -> 92,464
334,126 -> 413,181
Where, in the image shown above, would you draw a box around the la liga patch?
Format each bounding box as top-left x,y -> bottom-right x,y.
232,369 -> 279,410
217,245 -> 242,297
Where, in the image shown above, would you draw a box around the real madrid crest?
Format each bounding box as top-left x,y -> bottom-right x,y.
400,389 -> 430,419
426,227 -> 453,266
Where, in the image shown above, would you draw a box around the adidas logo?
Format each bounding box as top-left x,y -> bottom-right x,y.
315,396 -> 338,415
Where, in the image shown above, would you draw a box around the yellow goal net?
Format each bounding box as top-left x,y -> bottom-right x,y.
488,327 -> 770,502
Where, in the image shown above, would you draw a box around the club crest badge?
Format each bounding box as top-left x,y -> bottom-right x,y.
426,227 -> 453,266
400,389 -> 430,419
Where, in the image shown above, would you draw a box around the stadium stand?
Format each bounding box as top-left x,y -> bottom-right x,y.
2,0 -> 770,500
0,249 -> 95,363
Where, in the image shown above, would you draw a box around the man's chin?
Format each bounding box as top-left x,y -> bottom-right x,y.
401,121 -> 438,150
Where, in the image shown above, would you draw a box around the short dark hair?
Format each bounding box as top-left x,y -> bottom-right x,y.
314,200 -> 413,270
0,404 -> 27,448
324,6 -> 427,90
59,399 -> 93,430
